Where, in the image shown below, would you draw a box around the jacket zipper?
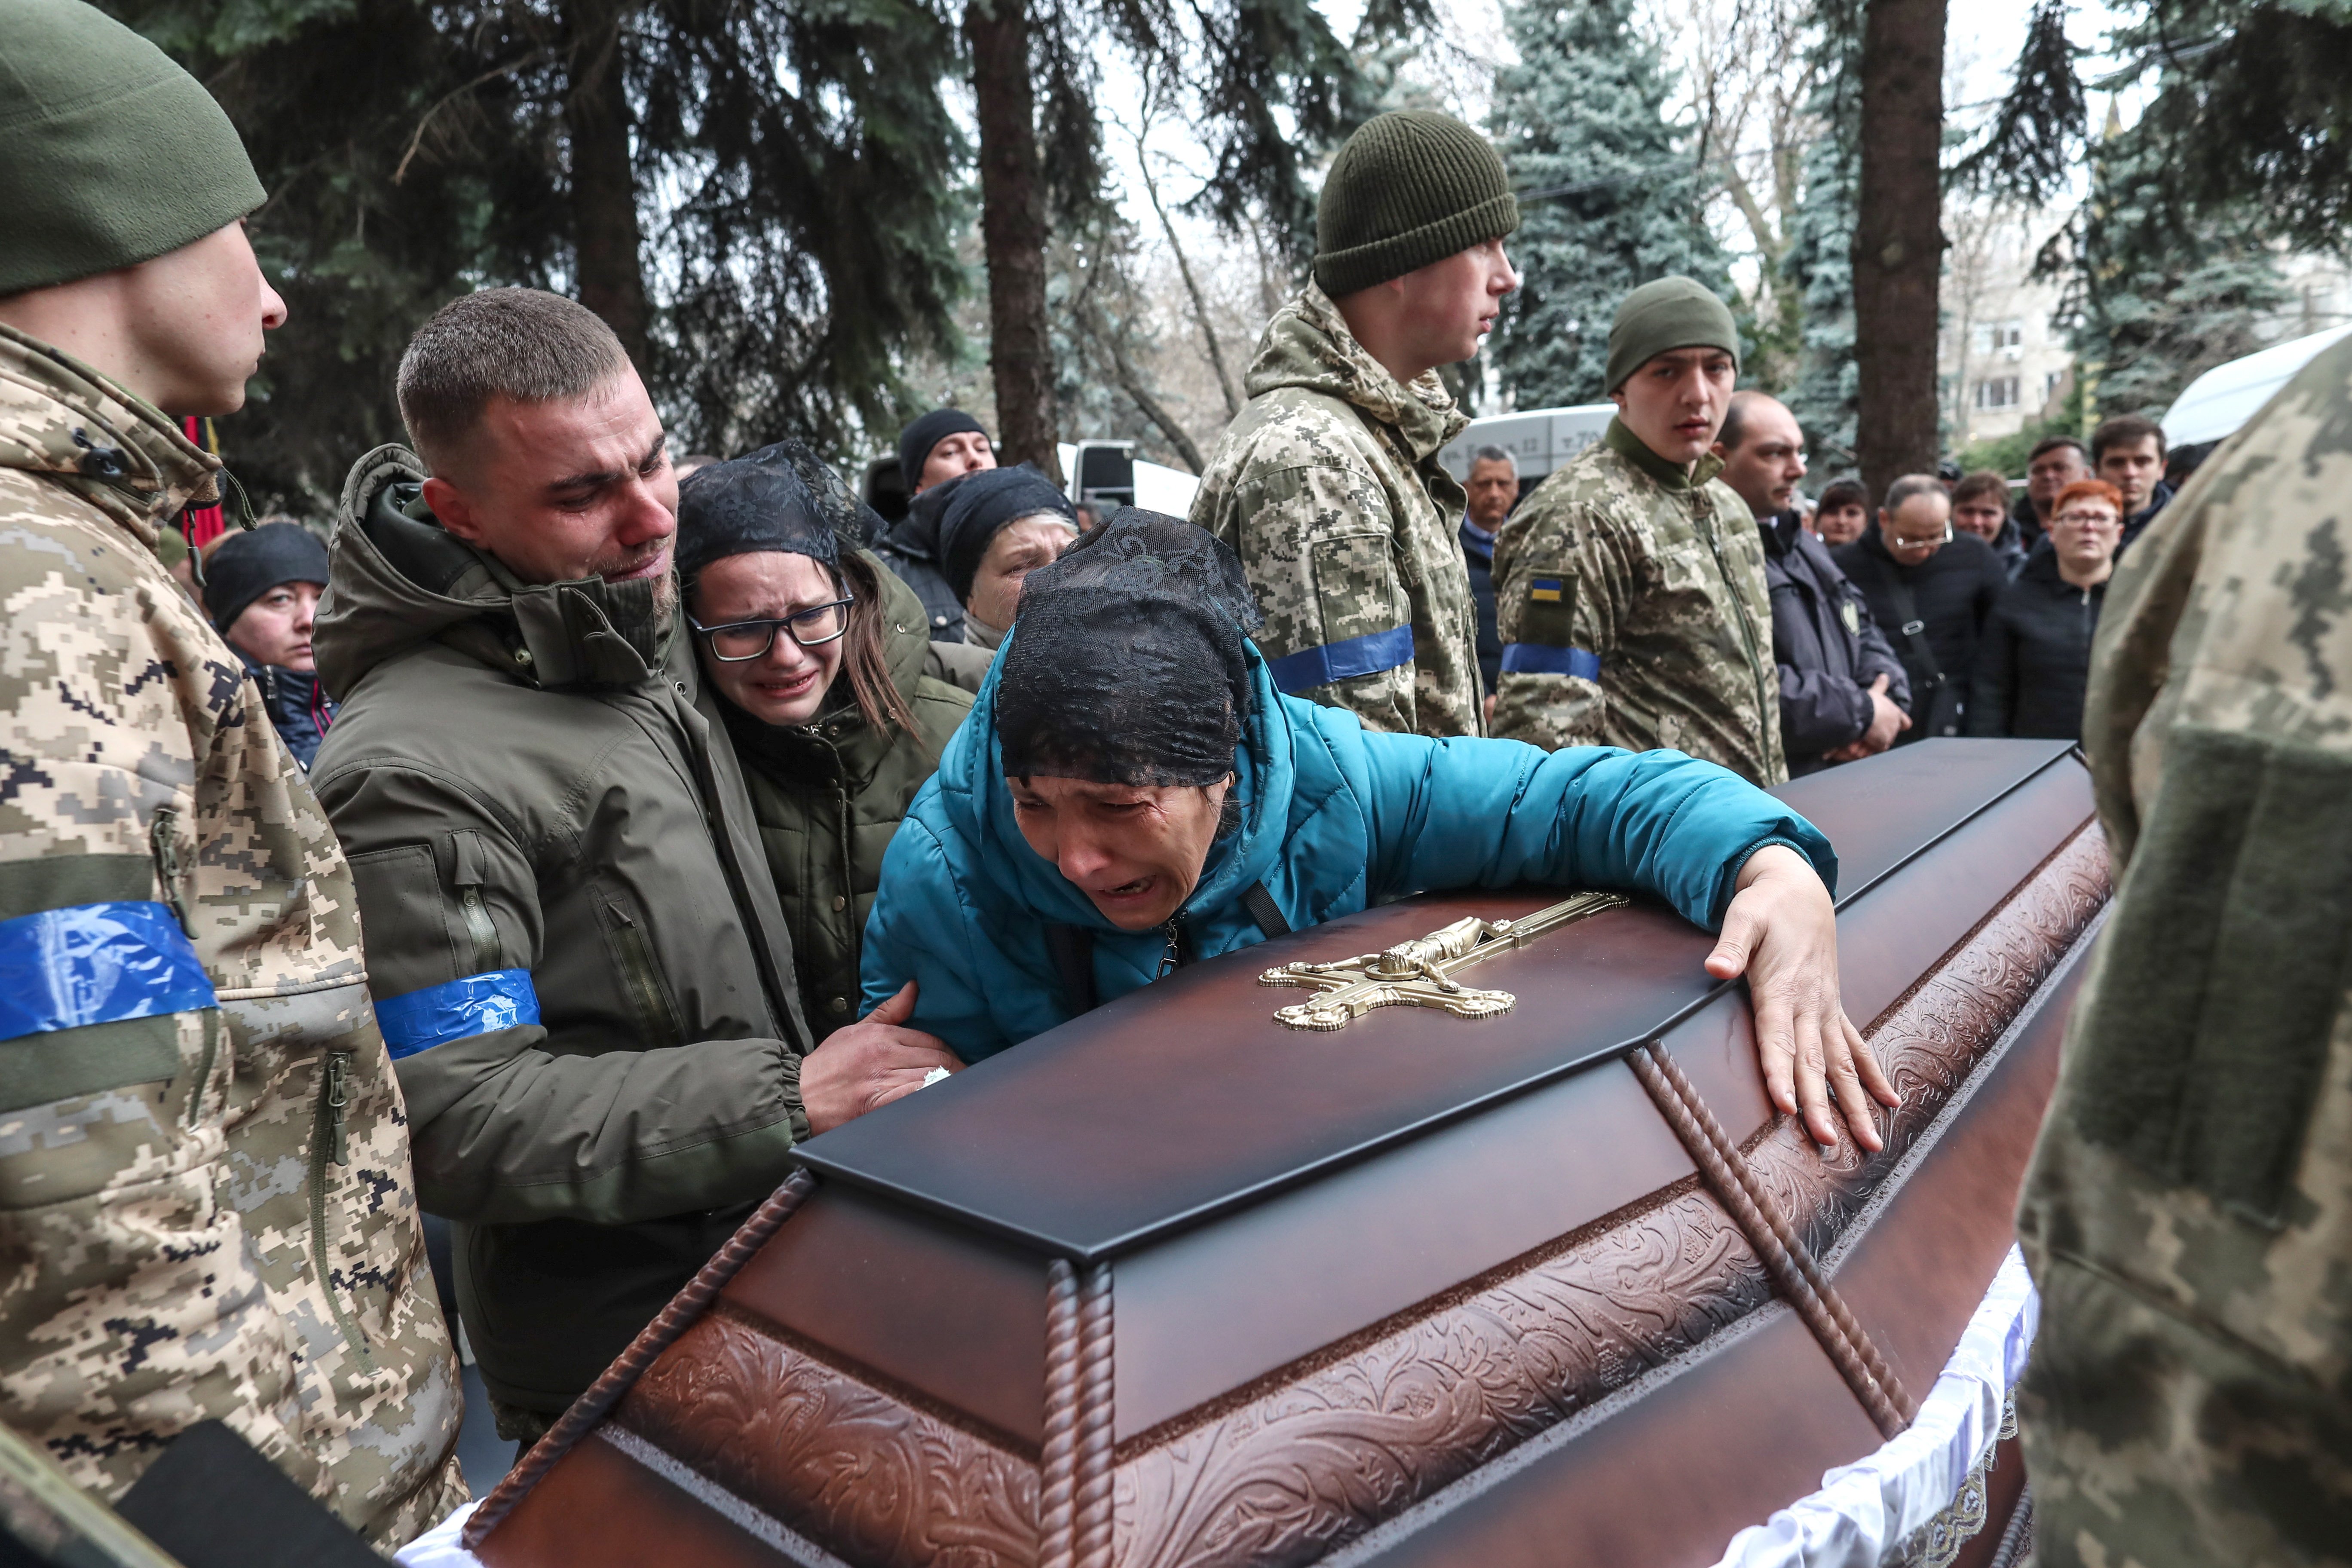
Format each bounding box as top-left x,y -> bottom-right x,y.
604,894 -> 683,1050
1699,507 -> 1774,763
150,808 -> 218,1128
308,1047 -> 373,1365
457,885 -> 500,974
1158,919 -> 1185,977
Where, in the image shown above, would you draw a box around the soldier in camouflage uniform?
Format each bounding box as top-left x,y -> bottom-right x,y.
2015,332 -> 2352,1566
1490,278 -> 1784,784
0,0 -> 463,1545
1191,110 -> 1518,738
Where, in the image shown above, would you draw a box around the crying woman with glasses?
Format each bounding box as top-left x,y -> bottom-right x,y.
675,442 -> 993,1050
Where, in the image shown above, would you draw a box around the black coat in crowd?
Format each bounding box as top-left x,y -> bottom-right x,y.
1964,547 -> 2108,741
1834,527 -> 2009,743
2117,481 -> 2174,559
874,482 -> 969,640
1758,510 -> 1909,775
1459,517 -> 1503,696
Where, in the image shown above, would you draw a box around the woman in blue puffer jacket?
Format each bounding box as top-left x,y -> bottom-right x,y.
835,512 -> 1895,1150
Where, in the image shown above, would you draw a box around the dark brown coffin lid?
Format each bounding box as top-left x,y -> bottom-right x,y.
795,738 -> 2080,1261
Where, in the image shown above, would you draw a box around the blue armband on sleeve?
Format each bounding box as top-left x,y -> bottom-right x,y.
0,901 -> 217,1042
1501,643 -> 1602,680
1264,625 -> 1415,692
374,969 -> 541,1060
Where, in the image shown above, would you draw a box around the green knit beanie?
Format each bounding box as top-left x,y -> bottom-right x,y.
1313,110 -> 1519,297
1605,276 -> 1741,393
0,0 -> 266,297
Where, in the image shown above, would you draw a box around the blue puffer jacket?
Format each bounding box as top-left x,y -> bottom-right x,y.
860,640 -> 1837,1062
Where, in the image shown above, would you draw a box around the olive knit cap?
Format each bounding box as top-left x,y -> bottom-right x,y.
0,0 -> 266,297
1605,276 -> 1741,393
1313,110 -> 1519,298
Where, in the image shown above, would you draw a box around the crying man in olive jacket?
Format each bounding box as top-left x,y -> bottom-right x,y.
310,289 -> 953,1442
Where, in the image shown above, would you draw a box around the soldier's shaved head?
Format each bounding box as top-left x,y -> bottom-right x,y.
398,288 -> 631,479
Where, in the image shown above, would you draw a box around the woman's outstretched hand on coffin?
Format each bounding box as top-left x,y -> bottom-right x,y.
800,982 -> 964,1135
1705,845 -> 1900,1152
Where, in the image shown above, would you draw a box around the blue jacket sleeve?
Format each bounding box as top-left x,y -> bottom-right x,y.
858,818 -> 1012,1063
1355,735 -> 1836,928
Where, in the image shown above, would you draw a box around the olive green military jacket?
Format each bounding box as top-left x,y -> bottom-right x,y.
311,447 -> 812,1417
0,330 -> 465,1545
2015,334 -> 2352,1568
727,557 -> 975,1037
1489,419 -> 1784,785
1189,284 -> 1484,738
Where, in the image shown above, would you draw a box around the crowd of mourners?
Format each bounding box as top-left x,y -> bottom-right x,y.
0,5 -> 2244,1562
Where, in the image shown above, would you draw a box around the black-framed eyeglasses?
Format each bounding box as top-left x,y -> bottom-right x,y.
689,593 -> 855,661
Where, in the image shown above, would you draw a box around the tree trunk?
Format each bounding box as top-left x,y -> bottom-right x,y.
1851,0 -> 1945,501
565,0 -> 650,369
966,0 -> 1060,481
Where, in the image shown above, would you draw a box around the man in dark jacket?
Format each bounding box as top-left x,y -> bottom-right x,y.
202,520 -> 338,766
2013,435 -> 2090,555
1713,392 -> 1909,773
1459,444 -> 1515,696
1835,475 -> 2010,743
311,288 -> 950,1442
876,409 -> 997,641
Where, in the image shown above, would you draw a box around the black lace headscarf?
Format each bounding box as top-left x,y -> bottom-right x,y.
995,509 -> 1264,787
673,438 -> 879,581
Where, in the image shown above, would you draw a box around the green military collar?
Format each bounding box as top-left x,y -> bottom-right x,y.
1604,415 -> 1726,493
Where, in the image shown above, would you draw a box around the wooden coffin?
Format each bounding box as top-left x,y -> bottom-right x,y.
468,738 -> 2107,1568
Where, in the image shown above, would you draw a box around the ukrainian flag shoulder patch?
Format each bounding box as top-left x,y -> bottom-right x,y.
1529,577 -> 1564,603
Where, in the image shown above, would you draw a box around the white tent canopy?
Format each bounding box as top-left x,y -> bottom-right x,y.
2161,325 -> 2352,447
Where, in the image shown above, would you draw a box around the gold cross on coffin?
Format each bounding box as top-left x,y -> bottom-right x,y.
1259,891 -> 1628,1032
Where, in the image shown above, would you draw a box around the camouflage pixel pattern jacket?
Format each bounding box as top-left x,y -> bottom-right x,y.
0,327 -> 465,1544
1189,284 -> 1484,738
1489,418 -> 1784,785
2015,332 -> 2352,1568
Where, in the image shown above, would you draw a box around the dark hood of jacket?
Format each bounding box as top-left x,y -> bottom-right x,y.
317,445 -> 673,700
882,470 -> 964,564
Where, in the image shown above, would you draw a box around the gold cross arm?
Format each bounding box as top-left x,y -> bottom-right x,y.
1258,890 -> 1627,1032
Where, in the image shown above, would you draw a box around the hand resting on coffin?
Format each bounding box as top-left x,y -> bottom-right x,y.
800,982 -> 963,1135
1707,845 -> 1900,1153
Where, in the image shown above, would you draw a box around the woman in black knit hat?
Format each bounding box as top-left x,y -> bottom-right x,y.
936,464 -> 1082,650
203,520 -> 337,767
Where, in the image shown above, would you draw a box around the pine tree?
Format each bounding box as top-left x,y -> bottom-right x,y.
111,0 -> 968,509
1486,0 -> 1729,409
2055,117 -> 2289,417
1782,27 -> 1862,472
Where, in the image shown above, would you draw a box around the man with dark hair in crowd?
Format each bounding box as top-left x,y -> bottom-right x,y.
202,520 -> 337,766
1460,444 -> 1516,696
0,0 -> 464,1543
875,408 -> 997,640
1194,109 -> 1516,738
1713,392 -> 1909,773
2015,436 -> 2091,553
309,287 -> 951,1444
2092,413 -> 2171,554
1952,468 -> 2026,575
1835,474 -> 2010,744
1492,277 -> 1782,784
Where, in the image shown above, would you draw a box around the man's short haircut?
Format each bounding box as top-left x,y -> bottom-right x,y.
1715,388 -> 1789,453
1470,444 -> 1516,471
2090,413 -> 2166,464
1882,473 -> 1948,516
397,288 -> 631,475
2028,434 -> 2087,466
1952,469 -> 2011,509
1816,478 -> 1869,514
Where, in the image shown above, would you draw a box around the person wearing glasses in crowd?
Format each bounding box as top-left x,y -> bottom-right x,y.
310,290 -> 948,1445
1834,474 -> 2012,744
675,442 -> 977,1045
1966,479 -> 2125,741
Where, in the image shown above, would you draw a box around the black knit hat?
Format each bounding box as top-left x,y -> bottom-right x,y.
896,408 -> 990,492
1313,110 -> 1519,298
203,522 -> 329,633
996,511 -> 1264,788
938,465 -> 1078,607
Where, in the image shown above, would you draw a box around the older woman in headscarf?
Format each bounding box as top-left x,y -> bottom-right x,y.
859,511 -> 1898,1150
935,463 -> 1083,651
675,443 -> 980,1054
